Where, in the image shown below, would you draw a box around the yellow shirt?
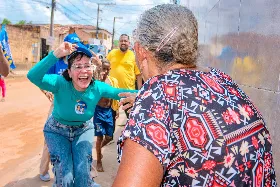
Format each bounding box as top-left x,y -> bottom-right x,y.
108,76 -> 119,111
107,49 -> 140,90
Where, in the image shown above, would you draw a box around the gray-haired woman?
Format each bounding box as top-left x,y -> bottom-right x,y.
114,4 -> 277,187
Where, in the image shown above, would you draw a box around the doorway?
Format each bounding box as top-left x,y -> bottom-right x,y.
40,38 -> 50,60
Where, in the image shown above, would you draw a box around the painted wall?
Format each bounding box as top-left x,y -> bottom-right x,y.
182,0 -> 280,182
3,25 -> 40,68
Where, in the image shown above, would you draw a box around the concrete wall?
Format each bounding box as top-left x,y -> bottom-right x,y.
3,25 -> 64,68
2,25 -> 112,69
183,0 -> 280,182
40,26 -> 65,50
75,29 -> 91,42
75,29 -> 112,53
3,25 -> 40,68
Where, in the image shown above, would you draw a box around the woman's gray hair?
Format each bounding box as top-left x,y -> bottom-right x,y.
135,4 -> 198,66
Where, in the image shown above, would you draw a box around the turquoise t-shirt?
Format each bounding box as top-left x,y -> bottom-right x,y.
27,51 -> 137,126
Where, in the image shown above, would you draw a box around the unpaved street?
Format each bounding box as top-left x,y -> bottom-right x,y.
0,76 -> 125,187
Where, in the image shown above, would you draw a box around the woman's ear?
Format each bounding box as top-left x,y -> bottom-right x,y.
139,45 -> 147,60
135,42 -> 147,61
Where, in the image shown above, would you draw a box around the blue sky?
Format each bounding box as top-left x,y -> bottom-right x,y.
0,0 -> 172,39
1,0 -> 273,42
0,0 -> 214,39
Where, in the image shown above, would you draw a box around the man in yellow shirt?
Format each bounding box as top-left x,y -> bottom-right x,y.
107,34 -> 142,118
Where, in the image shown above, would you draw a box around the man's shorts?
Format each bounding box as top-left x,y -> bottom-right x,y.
94,105 -> 114,137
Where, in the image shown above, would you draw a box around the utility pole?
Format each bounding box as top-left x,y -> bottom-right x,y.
96,4 -> 100,39
50,0 -> 55,37
112,17 -> 115,49
112,17 -> 123,49
49,0 -> 56,50
96,2 -> 115,39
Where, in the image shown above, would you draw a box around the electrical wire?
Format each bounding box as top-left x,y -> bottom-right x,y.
3,0 -> 147,34
65,0 -> 97,20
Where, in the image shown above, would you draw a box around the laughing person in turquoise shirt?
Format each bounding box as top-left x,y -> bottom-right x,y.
27,42 -> 137,187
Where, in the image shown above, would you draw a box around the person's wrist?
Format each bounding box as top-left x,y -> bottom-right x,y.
53,48 -> 63,58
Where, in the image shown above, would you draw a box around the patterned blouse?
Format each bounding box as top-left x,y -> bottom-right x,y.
117,68 -> 277,187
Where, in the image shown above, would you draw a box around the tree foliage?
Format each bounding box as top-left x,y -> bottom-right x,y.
2,18 -> 11,25
16,20 -> 26,25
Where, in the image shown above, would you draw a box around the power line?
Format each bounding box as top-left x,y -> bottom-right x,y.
56,2 -> 94,24
95,2 -> 116,38
26,0 -> 92,24
115,20 -> 136,32
102,7 -> 143,14
114,4 -> 155,6
3,0 -> 141,34
78,0 -> 155,6
64,0 -> 97,20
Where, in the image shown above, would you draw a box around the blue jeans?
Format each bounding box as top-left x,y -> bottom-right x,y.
44,115 -> 96,187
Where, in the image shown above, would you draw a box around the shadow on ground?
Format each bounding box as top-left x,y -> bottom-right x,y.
4,175 -> 53,187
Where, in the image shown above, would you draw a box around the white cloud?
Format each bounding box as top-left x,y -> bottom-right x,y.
0,0 -> 170,36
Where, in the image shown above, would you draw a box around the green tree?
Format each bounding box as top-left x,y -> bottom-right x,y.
16,20 -> 26,25
27,21 -> 32,24
2,18 -> 11,25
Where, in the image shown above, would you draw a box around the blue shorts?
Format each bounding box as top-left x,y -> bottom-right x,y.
94,105 -> 114,137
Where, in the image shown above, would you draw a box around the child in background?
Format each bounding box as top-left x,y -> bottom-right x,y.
0,74 -> 6,102
94,59 -> 119,172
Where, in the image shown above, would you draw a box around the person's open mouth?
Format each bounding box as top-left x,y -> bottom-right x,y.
78,74 -> 90,83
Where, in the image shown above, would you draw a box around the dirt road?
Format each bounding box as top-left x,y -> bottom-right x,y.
0,77 -> 126,187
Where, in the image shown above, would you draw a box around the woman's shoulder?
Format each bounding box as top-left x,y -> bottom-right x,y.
161,67 -> 234,84
144,68 -> 205,87
141,68 -> 236,99
91,79 -> 106,90
93,79 -> 103,86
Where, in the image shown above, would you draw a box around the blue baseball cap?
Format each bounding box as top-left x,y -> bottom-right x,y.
68,42 -> 93,60
64,33 -> 81,44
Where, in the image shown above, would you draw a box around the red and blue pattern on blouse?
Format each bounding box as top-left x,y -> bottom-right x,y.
118,68 -> 277,187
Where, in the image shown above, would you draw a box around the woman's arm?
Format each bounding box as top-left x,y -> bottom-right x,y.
27,51 -> 61,92
113,78 -> 170,187
97,81 -> 138,100
27,42 -> 77,92
112,139 -> 163,187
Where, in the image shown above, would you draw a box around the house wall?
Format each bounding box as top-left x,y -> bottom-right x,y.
2,25 -> 40,69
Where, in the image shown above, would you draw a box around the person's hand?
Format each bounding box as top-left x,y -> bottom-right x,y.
118,92 -> 137,113
90,50 -> 102,67
45,91 -> 54,102
115,110 -> 119,119
53,42 -> 77,58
